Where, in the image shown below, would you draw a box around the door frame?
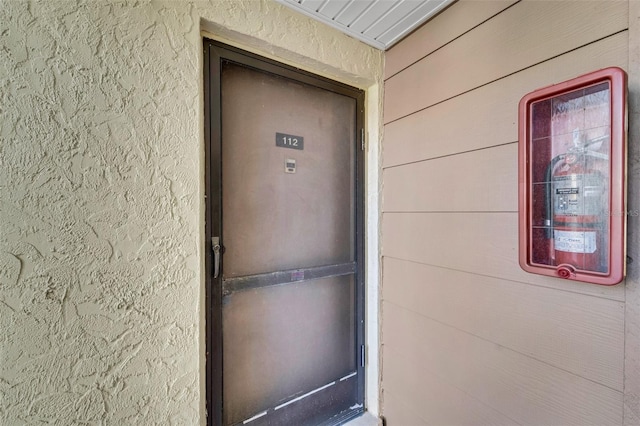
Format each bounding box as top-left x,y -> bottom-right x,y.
203,39 -> 366,425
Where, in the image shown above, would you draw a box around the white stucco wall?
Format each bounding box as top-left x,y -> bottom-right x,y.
0,0 -> 382,423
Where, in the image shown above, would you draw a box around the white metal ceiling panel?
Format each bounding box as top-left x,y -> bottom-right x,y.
317,0 -> 350,18
299,0 -> 325,11
363,1 -> 424,39
348,1 -> 398,34
335,1 -> 374,26
274,0 -> 456,50
375,0 -> 450,46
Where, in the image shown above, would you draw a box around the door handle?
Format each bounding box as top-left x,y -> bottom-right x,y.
212,237 -> 221,278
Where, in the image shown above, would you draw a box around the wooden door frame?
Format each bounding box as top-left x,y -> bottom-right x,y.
203,39 -> 366,426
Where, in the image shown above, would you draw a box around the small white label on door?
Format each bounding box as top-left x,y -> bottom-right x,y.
554,230 -> 597,253
285,158 -> 296,174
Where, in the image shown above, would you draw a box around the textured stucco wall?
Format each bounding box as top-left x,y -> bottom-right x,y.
0,0 -> 382,423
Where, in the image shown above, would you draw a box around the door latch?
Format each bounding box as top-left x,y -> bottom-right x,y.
212,236 -> 221,278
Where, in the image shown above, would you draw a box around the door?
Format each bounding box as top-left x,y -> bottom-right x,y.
204,40 -> 365,426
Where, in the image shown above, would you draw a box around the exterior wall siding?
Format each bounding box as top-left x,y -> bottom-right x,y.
381,1 -> 635,424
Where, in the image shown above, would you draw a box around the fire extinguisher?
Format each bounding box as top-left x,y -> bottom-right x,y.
545,130 -> 609,274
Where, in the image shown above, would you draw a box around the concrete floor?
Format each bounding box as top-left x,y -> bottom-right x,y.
343,412 -> 381,426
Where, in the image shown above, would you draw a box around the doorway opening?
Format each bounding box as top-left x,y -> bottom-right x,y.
204,40 -> 365,426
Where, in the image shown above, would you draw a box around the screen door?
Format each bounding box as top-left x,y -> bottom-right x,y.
204,41 -> 365,426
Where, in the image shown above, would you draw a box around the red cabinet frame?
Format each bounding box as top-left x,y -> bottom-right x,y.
518,67 -> 627,285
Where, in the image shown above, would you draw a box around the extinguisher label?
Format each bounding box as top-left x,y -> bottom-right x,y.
552,174 -> 605,216
554,230 -> 597,253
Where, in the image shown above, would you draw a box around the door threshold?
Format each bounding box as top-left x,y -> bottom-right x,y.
342,412 -> 381,426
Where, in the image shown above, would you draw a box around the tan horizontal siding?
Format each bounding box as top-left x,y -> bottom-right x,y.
383,31 -> 628,168
383,143 -> 517,213
382,392 -> 431,426
384,0 -> 628,123
384,347 -> 519,426
381,0 -> 629,424
383,257 -> 625,390
384,0 -> 518,79
382,211 -> 626,301
384,302 -> 624,426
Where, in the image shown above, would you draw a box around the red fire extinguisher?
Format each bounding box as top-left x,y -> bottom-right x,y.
545,131 -> 609,274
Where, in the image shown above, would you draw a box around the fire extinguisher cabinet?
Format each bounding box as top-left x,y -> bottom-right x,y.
518,67 -> 627,285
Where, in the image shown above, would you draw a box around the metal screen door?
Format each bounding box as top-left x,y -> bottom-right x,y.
204,41 -> 365,426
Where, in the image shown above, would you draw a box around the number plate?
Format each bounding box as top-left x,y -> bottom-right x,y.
276,132 -> 304,150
